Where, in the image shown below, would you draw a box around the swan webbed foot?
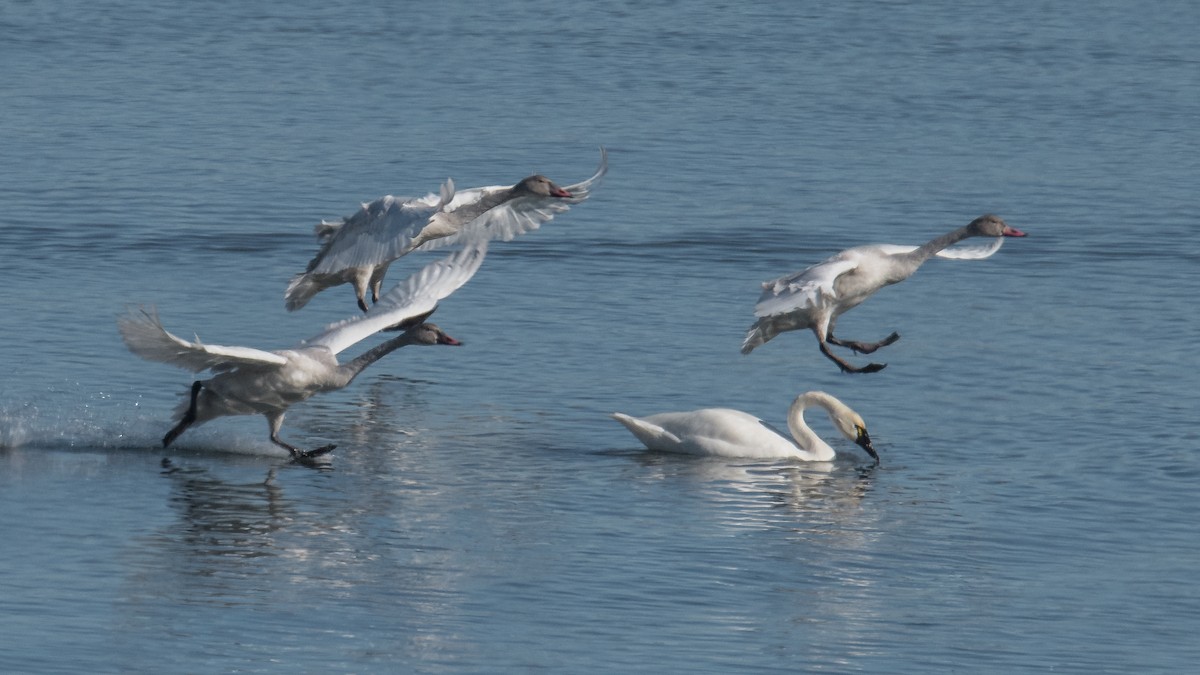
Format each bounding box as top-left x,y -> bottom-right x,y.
290,444 -> 337,460
819,341 -> 887,374
289,444 -> 336,467
828,331 -> 901,355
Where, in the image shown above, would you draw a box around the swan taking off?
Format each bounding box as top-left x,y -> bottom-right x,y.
743,214 -> 1027,373
119,241 -> 488,460
285,148 -> 607,313
611,391 -> 878,463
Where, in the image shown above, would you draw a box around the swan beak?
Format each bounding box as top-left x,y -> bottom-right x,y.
550,185 -> 572,198
438,334 -> 462,346
1002,226 -> 1027,237
855,426 -> 880,464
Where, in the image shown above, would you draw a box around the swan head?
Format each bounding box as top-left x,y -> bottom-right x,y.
831,411 -> 877,464
852,423 -> 878,465
516,175 -> 572,199
407,323 -> 461,346
800,391 -> 880,465
967,214 -> 1026,238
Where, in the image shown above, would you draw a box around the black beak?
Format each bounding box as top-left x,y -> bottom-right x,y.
856,428 -> 880,465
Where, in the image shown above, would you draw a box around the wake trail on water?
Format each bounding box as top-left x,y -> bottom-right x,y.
0,400 -> 285,458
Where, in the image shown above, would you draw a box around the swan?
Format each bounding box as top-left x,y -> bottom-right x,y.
119,241 -> 488,459
285,148 -> 607,312
611,391 -> 878,463
742,214 -> 1027,373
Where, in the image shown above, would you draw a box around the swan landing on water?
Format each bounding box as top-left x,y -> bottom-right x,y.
119,242 -> 488,460
742,214 -> 1027,373
611,390 -> 879,464
285,148 -> 607,313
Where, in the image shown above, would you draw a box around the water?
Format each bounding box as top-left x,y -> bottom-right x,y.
2,0 -> 1199,671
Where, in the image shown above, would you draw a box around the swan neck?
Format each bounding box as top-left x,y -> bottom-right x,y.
908,225 -> 973,263
786,393 -> 837,461
337,333 -> 416,383
443,186 -> 516,228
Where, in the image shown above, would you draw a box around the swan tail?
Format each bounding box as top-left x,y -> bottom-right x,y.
740,320 -> 775,355
611,413 -> 681,451
284,272 -> 323,311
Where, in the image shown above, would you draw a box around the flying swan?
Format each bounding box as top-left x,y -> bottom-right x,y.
285,148 -> 607,312
742,214 -> 1027,373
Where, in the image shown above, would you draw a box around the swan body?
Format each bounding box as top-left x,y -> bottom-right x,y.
743,214 -> 1026,373
120,241 -> 488,458
285,148 -> 607,312
611,391 -> 878,463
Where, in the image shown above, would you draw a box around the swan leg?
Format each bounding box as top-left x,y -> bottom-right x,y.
827,331 -> 900,355
162,380 -> 203,448
266,412 -> 337,459
815,330 -> 887,374
369,263 -> 390,307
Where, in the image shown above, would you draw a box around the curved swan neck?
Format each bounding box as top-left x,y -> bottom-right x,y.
785,392 -> 838,461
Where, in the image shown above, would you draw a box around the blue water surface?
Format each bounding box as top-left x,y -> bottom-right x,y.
2,1 -> 1198,672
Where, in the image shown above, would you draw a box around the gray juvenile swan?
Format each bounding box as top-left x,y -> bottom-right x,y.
612,390 -> 878,463
743,214 -> 1027,373
286,148 -> 607,312
120,242 -> 487,459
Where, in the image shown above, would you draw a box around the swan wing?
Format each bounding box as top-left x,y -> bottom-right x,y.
302,239 -> 489,355
415,147 -> 608,251
753,256 -> 860,318
873,237 -> 1005,260
933,237 -> 1005,259
304,179 -> 455,275
611,413 -> 684,452
615,409 -> 799,458
118,308 -> 287,373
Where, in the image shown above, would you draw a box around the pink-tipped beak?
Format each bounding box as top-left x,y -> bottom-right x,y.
438,334 -> 462,346
1002,226 -> 1027,237
551,186 -> 572,198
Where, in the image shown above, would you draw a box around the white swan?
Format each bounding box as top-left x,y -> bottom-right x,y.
611,391 -> 878,463
119,241 -> 488,459
742,214 -> 1027,373
285,148 -> 607,312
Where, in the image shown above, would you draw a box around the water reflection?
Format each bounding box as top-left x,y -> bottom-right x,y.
158,458 -> 292,562
630,452 -> 877,530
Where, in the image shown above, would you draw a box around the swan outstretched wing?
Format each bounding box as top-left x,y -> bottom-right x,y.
118,308 -> 288,373
753,257 -> 859,318
304,179 -> 455,275
873,237 -> 1006,260
415,147 -> 608,251
302,239 -> 489,355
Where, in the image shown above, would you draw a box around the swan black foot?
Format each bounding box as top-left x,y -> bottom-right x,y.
163,381 -> 203,448
819,341 -> 888,374
828,331 -> 901,355
289,444 -> 337,461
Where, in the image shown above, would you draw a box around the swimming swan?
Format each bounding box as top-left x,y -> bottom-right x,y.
611,390 -> 879,463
